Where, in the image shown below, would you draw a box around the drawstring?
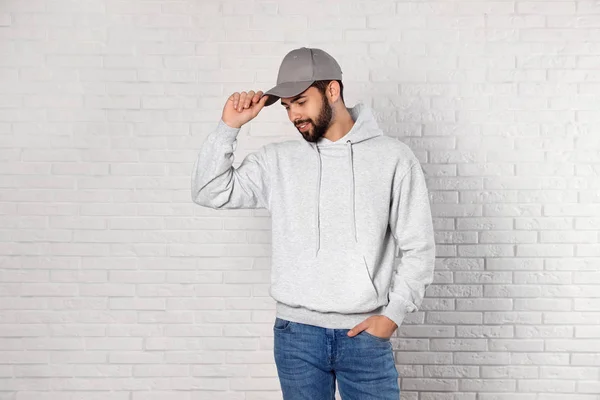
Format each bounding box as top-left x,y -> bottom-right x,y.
312,140 -> 359,256
313,144 -> 322,256
347,140 -> 358,243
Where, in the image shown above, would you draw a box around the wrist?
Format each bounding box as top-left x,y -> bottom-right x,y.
222,119 -> 242,129
383,315 -> 398,329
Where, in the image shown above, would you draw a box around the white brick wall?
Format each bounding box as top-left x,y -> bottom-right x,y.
1,0 -> 599,399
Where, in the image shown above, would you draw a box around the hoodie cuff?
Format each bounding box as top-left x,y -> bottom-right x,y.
214,119 -> 241,143
382,299 -> 408,329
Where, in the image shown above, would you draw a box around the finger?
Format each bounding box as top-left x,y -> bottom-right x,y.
251,90 -> 262,104
238,92 -> 247,111
254,93 -> 267,105
256,91 -> 264,102
258,94 -> 269,105
230,92 -> 240,109
253,94 -> 269,111
245,91 -> 256,108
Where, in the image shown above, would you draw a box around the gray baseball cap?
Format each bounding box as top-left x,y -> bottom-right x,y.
262,47 -> 343,107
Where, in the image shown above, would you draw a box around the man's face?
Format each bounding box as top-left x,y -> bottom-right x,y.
281,87 -> 333,143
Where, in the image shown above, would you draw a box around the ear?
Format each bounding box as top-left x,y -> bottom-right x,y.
327,81 -> 341,103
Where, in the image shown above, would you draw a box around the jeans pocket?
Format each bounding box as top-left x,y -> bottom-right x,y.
273,317 -> 292,331
362,330 -> 390,342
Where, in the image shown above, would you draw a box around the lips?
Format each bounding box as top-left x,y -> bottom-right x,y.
297,122 -> 311,132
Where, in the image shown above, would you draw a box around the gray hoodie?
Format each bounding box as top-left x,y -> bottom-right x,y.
192,102 -> 436,329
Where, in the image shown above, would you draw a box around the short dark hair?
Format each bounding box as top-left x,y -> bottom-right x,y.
310,80 -> 344,103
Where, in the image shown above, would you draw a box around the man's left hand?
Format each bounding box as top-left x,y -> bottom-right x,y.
346,315 -> 398,339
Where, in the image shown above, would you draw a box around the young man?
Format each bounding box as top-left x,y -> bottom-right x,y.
192,47 -> 436,400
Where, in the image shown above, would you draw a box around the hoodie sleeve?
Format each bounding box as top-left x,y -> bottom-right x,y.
191,119 -> 271,210
382,160 -> 436,329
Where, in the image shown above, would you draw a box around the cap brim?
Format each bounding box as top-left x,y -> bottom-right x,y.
261,80 -> 314,107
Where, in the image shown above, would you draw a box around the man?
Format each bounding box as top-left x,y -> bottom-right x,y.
192,47 -> 436,400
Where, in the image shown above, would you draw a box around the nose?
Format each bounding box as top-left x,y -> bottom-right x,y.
290,110 -> 302,124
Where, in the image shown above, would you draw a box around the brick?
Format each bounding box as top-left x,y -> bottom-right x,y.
0,1 -> 597,398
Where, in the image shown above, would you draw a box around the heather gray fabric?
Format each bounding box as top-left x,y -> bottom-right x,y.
191,102 -> 436,329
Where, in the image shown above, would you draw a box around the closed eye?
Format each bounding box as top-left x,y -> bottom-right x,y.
285,101 -> 305,110
282,96 -> 307,109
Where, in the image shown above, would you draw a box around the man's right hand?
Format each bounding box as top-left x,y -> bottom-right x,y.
222,90 -> 269,129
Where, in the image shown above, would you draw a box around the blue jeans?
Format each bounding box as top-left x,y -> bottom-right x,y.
273,317 -> 400,400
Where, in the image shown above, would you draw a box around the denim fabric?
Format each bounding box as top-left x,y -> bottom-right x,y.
273,317 -> 400,400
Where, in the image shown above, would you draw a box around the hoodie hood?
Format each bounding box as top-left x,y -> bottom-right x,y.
307,102 -> 383,256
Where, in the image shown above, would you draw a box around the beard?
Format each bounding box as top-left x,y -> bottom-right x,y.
295,94 -> 333,143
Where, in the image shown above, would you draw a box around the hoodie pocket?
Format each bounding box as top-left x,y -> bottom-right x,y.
293,246 -> 379,314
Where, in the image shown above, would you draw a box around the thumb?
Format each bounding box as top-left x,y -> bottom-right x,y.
347,322 -> 366,337
251,95 -> 269,116
258,94 -> 269,107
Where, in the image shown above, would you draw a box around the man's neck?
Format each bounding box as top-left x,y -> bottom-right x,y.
323,107 -> 355,142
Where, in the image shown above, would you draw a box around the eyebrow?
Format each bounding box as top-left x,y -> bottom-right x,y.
281,95 -> 306,107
